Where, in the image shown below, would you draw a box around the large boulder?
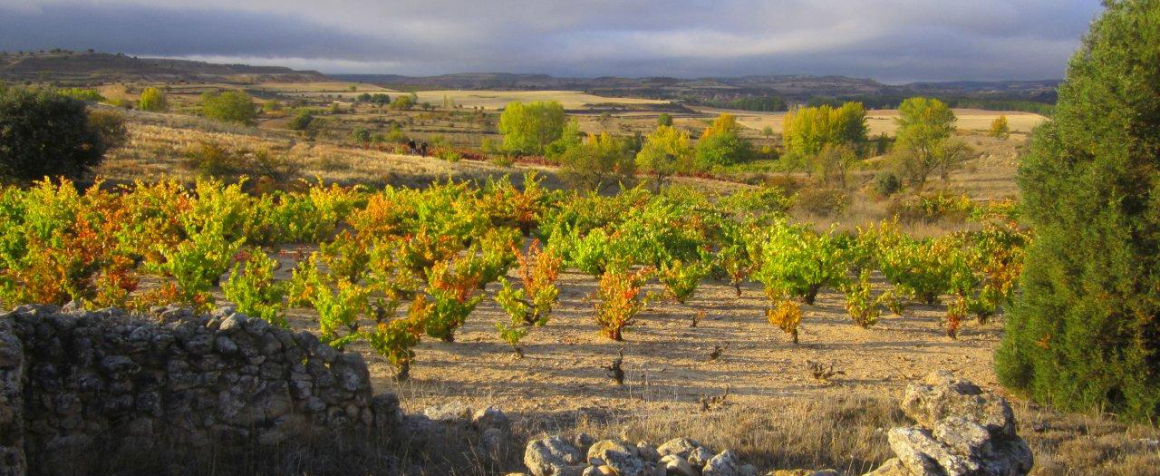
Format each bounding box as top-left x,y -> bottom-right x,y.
702,450 -> 740,476
659,454 -> 698,476
900,370 -> 1015,437
637,442 -> 661,463
525,436 -> 584,476
863,371 -> 1033,476
688,446 -> 715,468
657,438 -> 701,459
602,449 -> 646,476
473,406 -> 511,432
588,439 -> 638,462
423,402 -> 472,423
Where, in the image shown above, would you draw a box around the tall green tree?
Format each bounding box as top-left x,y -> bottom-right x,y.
694,113 -> 752,168
996,0 -> 1160,422
895,97 -> 955,148
892,97 -> 970,189
782,102 -> 867,157
559,132 -> 634,191
498,101 -> 567,154
636,125 -> 693,191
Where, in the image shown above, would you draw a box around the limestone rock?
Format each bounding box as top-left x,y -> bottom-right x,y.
658,438 -> 701,459
636,442 -> 660,463
474,406 -> 511,431
863,371 -> 1033,476
603,449 -> 646,476
525,436 -> 583,476
889,426 -> 978,475
660,454 -> 698,476
861,458 -> 908,476
702,450 -> 740,476
589,439 -> 638,461
901,370 -> 1015,437
688,446 -> 714,468
424,402 -> 472,422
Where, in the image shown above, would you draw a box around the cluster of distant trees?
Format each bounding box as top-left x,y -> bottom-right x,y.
495,100 -> 757,191
806,95 -> 1054,115
685,95 -> 788,112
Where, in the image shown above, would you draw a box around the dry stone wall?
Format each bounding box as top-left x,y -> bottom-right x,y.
0,303 -> 401,476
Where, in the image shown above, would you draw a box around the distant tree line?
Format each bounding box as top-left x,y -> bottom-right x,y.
685,95 -> 788,112
806,95 -> 1055,115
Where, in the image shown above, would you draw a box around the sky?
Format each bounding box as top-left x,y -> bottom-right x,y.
0,0 -> 1103,82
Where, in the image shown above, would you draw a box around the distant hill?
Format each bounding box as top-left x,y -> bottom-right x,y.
0,50 -> 1058,112
336,72 -> 1060,111
0,50 -> 326,85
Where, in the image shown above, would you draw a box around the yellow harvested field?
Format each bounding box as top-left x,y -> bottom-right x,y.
694,107 -> 1047,136
253,81 -> 393,93
401,90 -> 670,109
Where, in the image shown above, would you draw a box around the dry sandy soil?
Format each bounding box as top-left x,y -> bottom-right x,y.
263,261 -> 1002,418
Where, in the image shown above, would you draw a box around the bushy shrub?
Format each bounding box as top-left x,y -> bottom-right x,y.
57,88 -> 105,102
559,133 -> 635,191
182,142 -> 292,182
658,259 -> 709,304
154,220 -> 244,310
694,113 -> 752,168
755,224 -> 848,305
438,150 -> 462,162
794,187 -> 850,217
887,191 -> 974,223
201,90 -> 256,125
365,314 -> 423,380
0,87 -> 115,181
495,241 -> 562,357
594,266 -> 653,341
767,298 -> 803,344
841,269 -> 881,328
988,115 -> 1010,139
874,171 -> 902,196
416,259 -> 485,342
138,87 -> 168,112
222,248 -> 288,327
288,110 -> 314,131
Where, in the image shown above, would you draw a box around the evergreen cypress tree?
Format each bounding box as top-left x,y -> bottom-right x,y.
996,0 -> 1160,421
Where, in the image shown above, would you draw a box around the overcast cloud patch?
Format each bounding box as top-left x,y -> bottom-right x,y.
0,0 -> 1102,81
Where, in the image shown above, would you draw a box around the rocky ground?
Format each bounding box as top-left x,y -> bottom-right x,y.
410,370 -> 1033,476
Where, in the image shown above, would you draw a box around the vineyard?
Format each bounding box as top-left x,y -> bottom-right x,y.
0,174 -> 1028,385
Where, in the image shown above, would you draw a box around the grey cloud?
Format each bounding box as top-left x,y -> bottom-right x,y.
0,0 -> 1103,81
0,3 -> 403,60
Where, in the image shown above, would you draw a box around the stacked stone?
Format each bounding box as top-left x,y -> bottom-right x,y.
863,370 -> 1033,476
522,435 -> 768,476
0,315 -> 26,476
0,303 -> 400,475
